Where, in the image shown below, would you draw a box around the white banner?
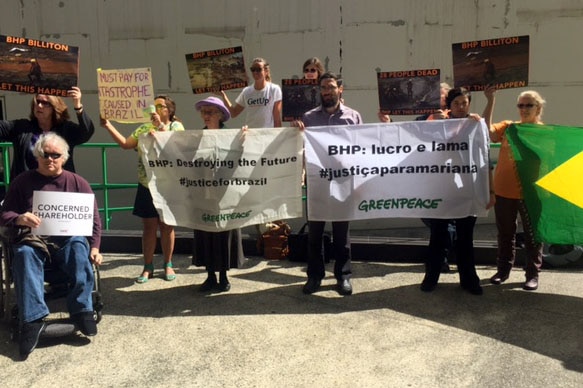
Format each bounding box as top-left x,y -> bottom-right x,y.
304,119 -> 490,221
139,128 -> 303,232
32,191 -> 95,236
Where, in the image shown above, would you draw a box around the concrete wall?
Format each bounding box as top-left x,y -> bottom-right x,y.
1,0 -> 582,231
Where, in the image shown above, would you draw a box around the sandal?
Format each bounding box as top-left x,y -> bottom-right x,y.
164,262 -> 176,281
136,263 -> 154,284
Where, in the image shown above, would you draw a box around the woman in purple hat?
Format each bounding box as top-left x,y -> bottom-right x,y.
192,96 -> 245,292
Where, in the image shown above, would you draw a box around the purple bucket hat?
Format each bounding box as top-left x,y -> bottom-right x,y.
195,96 -> 231,122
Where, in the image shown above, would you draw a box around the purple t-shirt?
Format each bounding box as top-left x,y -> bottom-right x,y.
0,169 -> 102,249
301,103 -> 363,127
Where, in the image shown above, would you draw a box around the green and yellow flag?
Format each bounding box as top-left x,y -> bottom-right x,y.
506,123 -> 583,244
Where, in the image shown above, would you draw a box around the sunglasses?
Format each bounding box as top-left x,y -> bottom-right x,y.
200,109 -> 219,116
517,103 -> 536,109
41,152 -> 62,160
303,68 -> 318,73
250,67 -> 264,72
36,100 -> 52,108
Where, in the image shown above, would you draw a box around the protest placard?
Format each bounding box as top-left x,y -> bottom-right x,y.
97,67 -> 154,123
32,191 -> 95,236
185,46 -> 247,94
0,35 -> 79,96
377,69 -> 441,115
281,78 -> 321,121
452,35 -> 529,91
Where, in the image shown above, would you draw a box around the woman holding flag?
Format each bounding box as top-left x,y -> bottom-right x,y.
484,88 -> 545,291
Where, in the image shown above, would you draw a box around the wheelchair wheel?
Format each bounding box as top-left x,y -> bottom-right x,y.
92,264 -> 103,324
0,254 -> 4,319
1,242 -> 10,320
9,305 -> 18,342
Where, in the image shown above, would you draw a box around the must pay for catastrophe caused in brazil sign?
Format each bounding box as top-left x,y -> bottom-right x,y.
97,67 -> 154,123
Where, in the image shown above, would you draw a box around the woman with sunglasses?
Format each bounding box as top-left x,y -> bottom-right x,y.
302,57 -> 324,80
0,87 -> 95,181
483,88 -> 545,291
302,57 -> 324,111
101,95 -> 184,283
220,57 -> 282,129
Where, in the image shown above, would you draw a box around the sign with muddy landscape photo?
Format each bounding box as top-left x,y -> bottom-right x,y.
185,46 -> 248,94
0,35 -> 79,96
452,35 -> 529,91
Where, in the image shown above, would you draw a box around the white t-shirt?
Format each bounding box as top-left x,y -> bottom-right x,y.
235,82 -> 282,128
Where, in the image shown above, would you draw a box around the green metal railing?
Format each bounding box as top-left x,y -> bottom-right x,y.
0,142 -> 137,230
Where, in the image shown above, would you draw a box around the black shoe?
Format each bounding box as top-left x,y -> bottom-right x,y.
420,273 -> 438,292
337,279 -> 353,296
461,283 -> 483,295
489,271 -> 510,285
441,262 -> 451,274
19,319 -> 47,359
199,276 -> 217,292
218,279 -> 231,292
420,280 -> 437,292
302,278 -> 321,294
72,312 -> 97,336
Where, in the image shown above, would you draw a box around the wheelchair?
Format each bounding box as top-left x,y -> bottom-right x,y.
0,229 -> 103,343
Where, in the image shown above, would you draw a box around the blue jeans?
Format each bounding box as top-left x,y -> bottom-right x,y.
12,236 -> 94,323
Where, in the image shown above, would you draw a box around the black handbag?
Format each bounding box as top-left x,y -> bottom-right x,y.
288,223 -> 309,262
288,222 -> 332,263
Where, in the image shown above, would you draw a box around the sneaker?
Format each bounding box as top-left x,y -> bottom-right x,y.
523,277 -> 539,291
72,312 -> 97,336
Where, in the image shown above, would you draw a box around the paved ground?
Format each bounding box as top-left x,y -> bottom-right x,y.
1,252 -> 583,387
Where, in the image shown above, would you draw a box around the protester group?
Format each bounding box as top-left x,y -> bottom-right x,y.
0,55 -> 548,359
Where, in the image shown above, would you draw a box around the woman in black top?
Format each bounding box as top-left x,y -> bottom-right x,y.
0,87 -> 95,180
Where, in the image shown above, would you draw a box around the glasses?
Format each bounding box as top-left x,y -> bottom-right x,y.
41,152 -> 62,160
303,68 -> 318,73
250,67 -> 264,73
155,104 -> 167,110
517,103 -> 536,109
200,109 -> 219,116
36,100 -> 52,108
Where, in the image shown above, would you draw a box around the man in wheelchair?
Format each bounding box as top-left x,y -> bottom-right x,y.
0,133 -> 102,359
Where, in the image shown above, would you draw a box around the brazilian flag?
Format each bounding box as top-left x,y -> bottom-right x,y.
506,123 -> 583,244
